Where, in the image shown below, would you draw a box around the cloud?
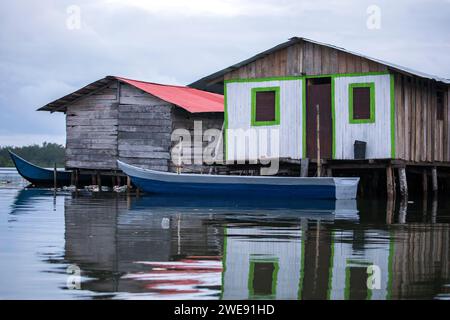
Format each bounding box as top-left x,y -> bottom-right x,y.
0,0 -> 449,146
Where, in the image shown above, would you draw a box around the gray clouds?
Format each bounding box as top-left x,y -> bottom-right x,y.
0,0 -> 449,146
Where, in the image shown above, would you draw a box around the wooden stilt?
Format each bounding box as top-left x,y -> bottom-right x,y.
127,176 -> 131,192
316,104 -> 321,177
432,167 -> 438,193
422,191 -> 428,221
431,193 -> 437,224
70,171 -> 75,186
326,168 -> 333,177
75,169 -> 79,189
53,163 -> 57,191
97,171 -> 102,192
91,174 -> 96,186
386,196 -> 394,224
300,158 -> 309,177
398,198 -> 407,224
386,165 -> 394,199
398,167 -> 408,199
422,169 -> 428,195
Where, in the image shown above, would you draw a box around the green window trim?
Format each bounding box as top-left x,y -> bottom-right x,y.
348,82 -> 376,124
251,86 -> 281,126
344,259 -> 374,300
248,257 -> 279,299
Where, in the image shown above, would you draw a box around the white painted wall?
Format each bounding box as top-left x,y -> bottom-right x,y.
225,75 -> 392,161
222,227 -> 303,300
329,230 -> 391,300
334,74 -> 392,159
225,79 -> 303,161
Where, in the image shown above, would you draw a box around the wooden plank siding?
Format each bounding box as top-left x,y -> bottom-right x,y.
220,39 -> 450,163
223,41 -> 388,81
65,82 -> 119,169
393,75 -> 449,162
65,81 -> 224,172
391,224 -> 450,299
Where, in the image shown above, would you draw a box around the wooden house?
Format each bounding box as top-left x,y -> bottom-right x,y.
190,37 -> 450,193
38,76 -> 224,178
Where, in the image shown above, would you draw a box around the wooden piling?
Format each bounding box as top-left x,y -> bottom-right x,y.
300,158 -> 309,177
326,168 -> 333,177
74,169 -> 79,188
127,176 -> 131,191
422,169 -> 428,194
431,194 -> 437,224
432,167 -> 438,193
398,167 -> 408,199
386,165 -> 394,199
386,196 -> 394,224
53,163 -> 57,190
97,171 -> 102,192
399,198 -> 407,224
316,104 -> 321,177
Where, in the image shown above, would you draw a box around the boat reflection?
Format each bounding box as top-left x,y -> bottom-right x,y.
10,189 -> 449,299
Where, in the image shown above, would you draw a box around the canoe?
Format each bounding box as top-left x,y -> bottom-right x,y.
117,160 -> 360,200
8,150 -> 90,187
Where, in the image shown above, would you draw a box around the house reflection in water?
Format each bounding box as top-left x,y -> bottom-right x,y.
60,192 -> 450,299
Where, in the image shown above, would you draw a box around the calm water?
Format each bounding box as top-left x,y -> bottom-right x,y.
0,168 -> 449,300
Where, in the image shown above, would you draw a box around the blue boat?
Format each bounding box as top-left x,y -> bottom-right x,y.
117,160 -> 360,200
8,150 -> 90,187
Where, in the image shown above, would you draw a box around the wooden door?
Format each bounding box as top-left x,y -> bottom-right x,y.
306,82 -> 332,159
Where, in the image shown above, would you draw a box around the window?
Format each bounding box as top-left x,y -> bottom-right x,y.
437,90 -> 444,121
248,258 -> 279,299
349,83 -> 375,123
251,87 -> 280,126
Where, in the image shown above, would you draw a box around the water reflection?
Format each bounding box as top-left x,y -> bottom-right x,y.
3,188 -> 450,299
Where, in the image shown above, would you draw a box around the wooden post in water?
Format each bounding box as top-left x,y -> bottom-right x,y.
300,158 -> 309,177
386,196 -> 394,224
422,169 -> 428,195
398,167 -> 408,199
75,169 -> 79,189
53,162 -> 57,191
316,104 -> 321,177
97,171 -> 102,192
386,165 -> 394,199
127,176 -> 131,193
431,167 -> 438,193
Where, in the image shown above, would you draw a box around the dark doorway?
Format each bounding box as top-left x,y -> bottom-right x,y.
306,78 -> 332,159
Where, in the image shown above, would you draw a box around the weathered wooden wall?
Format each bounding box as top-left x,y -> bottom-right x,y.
117,84 -> 172,171
223,40 -> 387,80
391,224 -> 450,299
65,80 -> 224,172
170,108 -> 224,173
66,81 -> 119,169
394,75 -> 450,162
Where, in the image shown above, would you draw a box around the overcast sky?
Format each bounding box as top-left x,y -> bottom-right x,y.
0,0 -> 449,147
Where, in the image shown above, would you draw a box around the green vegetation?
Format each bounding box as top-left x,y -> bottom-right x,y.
0,142 -> 65,167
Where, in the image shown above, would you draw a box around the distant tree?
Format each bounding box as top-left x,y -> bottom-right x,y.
0,142 -> 65,167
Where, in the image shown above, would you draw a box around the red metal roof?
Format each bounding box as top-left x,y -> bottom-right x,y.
116,77 -> 224,113
37,76 -> 224,113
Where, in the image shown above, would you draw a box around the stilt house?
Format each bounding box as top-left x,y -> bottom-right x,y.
38,76 -> 224,174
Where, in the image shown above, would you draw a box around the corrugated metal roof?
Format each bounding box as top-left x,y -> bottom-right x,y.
189,37 -> 450,91
38,76 -> 224,113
